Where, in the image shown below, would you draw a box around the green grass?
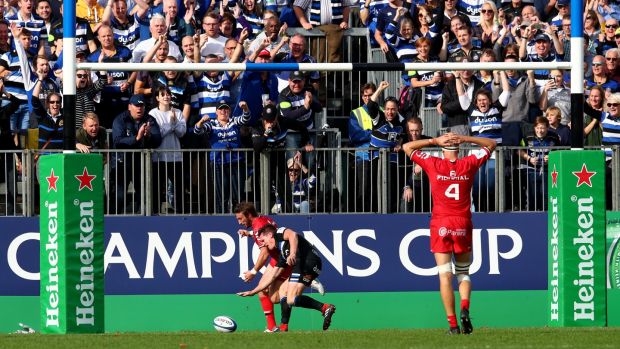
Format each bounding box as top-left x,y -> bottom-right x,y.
1,328 -> 620,349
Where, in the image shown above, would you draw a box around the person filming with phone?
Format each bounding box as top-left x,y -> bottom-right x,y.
539,69 -> 571,127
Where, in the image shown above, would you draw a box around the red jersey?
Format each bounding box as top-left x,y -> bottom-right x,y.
251,216 -> 280,263
410,148 -> 491,219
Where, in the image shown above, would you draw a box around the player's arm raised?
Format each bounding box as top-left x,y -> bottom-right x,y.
401,133 -> 455,157
237,266 -> 284,296
455,134 -> 497,152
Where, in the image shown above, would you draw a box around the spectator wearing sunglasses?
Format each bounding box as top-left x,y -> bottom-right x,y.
596,19 -> 619,55
586,55 -> 620,94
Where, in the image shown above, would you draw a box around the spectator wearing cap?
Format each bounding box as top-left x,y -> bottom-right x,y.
273,33 -> 320,93
586,55 -> 620,94
547,0 -> 569,28
251,103 -> 314,213
194,100 -> 251,213
278,70 -> 322,168
111,94 -> 162,214
521,31 -> 562,90
101,0 -> 148,52
596,18 -> 619,55
366,80 -> 405,213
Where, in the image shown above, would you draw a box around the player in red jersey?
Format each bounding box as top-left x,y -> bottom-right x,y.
234,202 -> 324,332
402,133 -> 497,335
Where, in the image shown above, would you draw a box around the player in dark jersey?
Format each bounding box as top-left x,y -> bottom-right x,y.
234,202 -> 324,332
402,133 -> 496,335
237,224 -> 337,331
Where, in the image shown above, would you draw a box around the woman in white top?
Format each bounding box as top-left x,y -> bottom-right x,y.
149,86 -> 187,214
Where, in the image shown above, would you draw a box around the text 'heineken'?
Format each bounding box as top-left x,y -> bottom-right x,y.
547,151 -> 606,327
39,154 -> 105,334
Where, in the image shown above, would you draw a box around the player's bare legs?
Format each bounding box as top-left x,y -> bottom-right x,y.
434,252 -> 459,334
455,252 -> 473,334
281,278 -> 335,330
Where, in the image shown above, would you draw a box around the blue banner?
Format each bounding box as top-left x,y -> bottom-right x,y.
0,214 -> 547,296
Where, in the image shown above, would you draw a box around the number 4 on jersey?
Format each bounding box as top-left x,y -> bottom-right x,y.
445,183 -> 459,200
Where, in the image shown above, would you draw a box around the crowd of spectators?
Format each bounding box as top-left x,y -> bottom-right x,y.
0,0 -> 618,215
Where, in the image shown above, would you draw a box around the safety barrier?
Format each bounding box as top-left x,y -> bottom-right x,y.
2,145 -> 617,216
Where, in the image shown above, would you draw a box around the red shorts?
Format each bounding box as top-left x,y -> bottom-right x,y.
429,217 -> 473,254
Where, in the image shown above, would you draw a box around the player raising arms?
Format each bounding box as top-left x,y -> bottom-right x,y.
237,224 -> 336,331
234,202 -> 324,332
402,133 -> 496,335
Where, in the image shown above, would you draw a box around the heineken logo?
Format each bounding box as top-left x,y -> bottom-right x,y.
46,169 -> 59,192
75,167 -> 96,191
75,200 -> 96,326
45,201 -> 60,327
550,196 -> 559,321
551,165 -> 558,188
572,164 -> 596,188
573,196 -> 595,321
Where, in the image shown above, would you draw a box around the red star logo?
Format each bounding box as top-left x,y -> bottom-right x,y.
551,165 -> 558,188
75,167 -> 96,191
572,164 -> 597,188
46,169 -> 59,192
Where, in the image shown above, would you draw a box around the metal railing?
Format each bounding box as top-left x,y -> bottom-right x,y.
1,145 -> 617,216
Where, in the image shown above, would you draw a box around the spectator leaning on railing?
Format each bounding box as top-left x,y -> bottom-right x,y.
76,112 -> 108,154
251,103 -> 313,213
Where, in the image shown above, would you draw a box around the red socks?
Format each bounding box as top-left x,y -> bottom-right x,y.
259,296 -> 277,329
461,299 -> 470,311
447,315 -> 458,328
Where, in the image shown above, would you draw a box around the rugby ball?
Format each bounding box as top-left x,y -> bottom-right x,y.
213,315 -> 237,333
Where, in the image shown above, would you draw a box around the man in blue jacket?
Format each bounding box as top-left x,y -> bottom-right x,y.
110,94 -> 162,214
